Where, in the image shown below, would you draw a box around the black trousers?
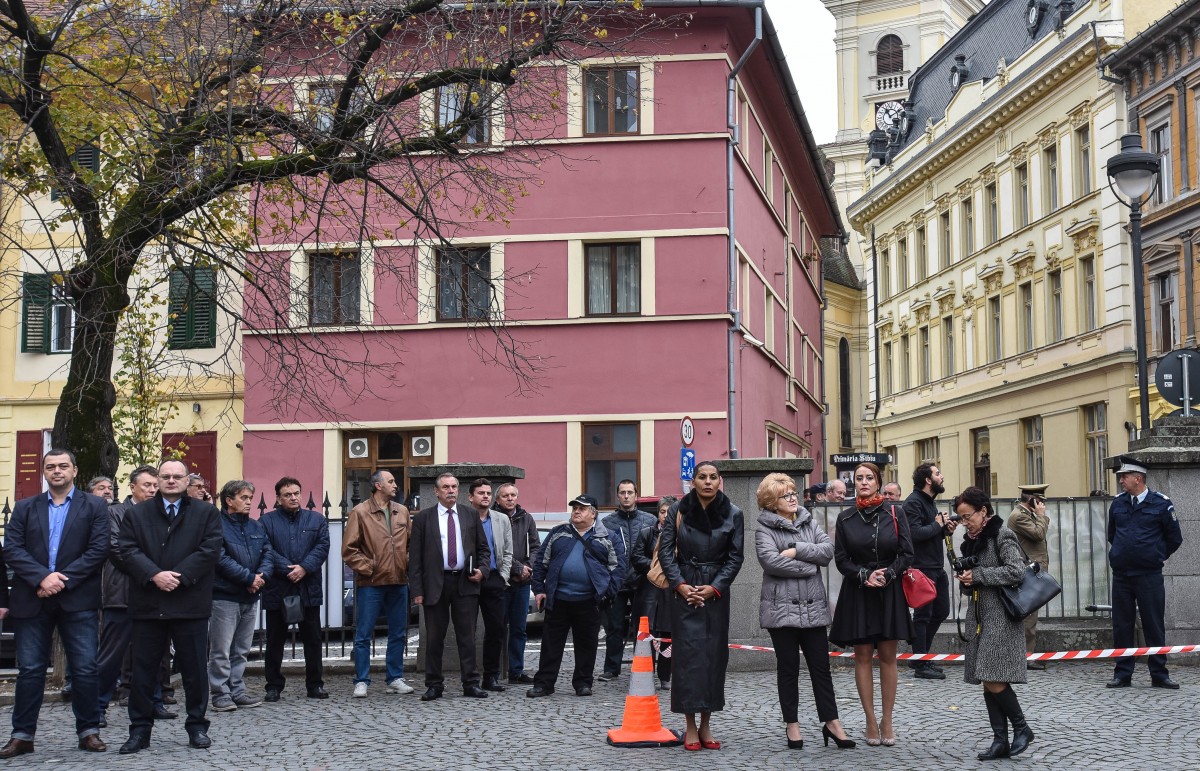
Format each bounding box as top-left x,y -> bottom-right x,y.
652,626 -> 672,683
767,626 -> 839,724
96,608 -> 132,706
265,605 -> 324,692
1112,571 -> 1169,679
911,568 -> 950,656
423,576 -> 481,688
478,572 -> 507,679
535,598 -> 602,692
128,618 -> 208,738
602,590 -> 638,675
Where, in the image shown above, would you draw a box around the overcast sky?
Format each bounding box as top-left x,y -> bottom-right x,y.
766,0 -> 838,145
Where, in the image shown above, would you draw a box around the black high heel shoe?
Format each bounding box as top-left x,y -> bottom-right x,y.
787,736 -> 804,750
822,724 -> 857,749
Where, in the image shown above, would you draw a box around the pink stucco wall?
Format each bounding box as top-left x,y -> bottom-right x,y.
240,8 -> 837,512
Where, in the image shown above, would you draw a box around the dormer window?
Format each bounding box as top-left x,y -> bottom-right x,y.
949,54 -> 968,91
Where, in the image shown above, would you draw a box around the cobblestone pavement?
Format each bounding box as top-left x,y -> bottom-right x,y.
3,654 -> 1197,770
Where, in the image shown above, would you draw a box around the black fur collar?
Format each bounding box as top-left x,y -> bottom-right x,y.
960,513 -> 1002,556
678,489 -> 731,534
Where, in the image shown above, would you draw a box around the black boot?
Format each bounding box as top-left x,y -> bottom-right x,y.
994,685 -> 1034,757
977,691 -> 1010,761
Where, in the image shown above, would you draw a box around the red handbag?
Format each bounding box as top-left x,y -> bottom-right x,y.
890,507 -> 937,609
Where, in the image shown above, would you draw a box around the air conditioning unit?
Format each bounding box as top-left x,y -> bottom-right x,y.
347,437 -> 370,459
411,436 -> 433,457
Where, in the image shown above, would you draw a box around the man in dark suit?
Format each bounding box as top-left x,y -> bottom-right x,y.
114,459 -> 222,754
1,449 -> 110,757
409,473 -> 491,701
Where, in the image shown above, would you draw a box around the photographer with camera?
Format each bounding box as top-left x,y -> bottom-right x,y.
1006,484 -> 1050,670
903,464 -> 955,680
953,487 -> 1036,761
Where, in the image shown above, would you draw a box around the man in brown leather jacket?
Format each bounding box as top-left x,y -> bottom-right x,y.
343,470 -> 413,697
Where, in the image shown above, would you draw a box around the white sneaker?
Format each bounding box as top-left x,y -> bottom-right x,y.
352,681 -> 368,698
387,678 -> 414,694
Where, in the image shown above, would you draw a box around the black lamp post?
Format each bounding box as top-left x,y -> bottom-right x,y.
1106,133 -> 1162,436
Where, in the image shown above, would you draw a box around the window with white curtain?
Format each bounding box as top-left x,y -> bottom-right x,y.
586,243 -> 641,315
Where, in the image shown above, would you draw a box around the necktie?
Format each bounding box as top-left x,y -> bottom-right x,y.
447,509 -> 458,569
167,502 -> 177,520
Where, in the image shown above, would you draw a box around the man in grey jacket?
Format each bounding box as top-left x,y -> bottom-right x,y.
598,480 -> 655,681
468,479 -> 513,692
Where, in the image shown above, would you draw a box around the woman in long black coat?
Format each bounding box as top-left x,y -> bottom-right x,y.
659,463 -> 744,751
631,496 -> 677,690
830,462 -> 913,747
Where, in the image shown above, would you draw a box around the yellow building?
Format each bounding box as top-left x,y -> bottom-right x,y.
844,0 -> 1174,496
0,178 -> 243,504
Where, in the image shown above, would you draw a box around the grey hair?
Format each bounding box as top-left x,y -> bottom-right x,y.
86,476 -> 114,492
219,480 -> 255,509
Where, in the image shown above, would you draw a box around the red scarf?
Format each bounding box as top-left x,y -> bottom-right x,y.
856,493 -> 884,510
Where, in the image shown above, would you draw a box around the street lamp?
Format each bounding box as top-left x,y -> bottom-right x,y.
1106,132 -> 1161,437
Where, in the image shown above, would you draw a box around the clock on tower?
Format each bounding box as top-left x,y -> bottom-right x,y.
876,101 -> 904,131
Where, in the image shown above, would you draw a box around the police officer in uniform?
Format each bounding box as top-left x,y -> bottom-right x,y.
1105,458 -> 1183,689
1007,483 -> 1050,670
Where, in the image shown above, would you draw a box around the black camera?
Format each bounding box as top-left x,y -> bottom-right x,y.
956,555 -> 980,573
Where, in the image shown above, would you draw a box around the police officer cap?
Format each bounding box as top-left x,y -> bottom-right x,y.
1018,483 -> 1049,497
1115,457 -> 1149,476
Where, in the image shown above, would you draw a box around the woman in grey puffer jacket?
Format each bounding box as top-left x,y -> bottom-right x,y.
755,473 -> 854,751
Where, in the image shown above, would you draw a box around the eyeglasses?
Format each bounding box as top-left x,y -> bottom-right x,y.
159,474 -> 187,481
777,492 -> 799,501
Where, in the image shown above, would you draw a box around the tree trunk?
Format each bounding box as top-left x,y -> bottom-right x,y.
52,277 -> 125,481
47,633 -> 66,691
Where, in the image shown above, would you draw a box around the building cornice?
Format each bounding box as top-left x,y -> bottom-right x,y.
848,26 -> 1099,230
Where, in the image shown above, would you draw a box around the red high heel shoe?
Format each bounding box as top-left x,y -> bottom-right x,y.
683,741 -> 702,751
701,740 -> 722,750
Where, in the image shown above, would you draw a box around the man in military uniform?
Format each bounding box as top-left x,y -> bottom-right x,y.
1105,458 -> 1184,689
1007,484 -> 1051,670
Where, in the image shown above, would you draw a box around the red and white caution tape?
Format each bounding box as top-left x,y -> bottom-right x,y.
638,631 -> 1200,662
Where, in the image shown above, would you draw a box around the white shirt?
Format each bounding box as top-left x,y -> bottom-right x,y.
437,504 -> 467,571
1134,489 -> 1149,506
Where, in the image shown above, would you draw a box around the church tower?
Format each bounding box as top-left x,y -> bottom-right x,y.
822,0 -> 985,275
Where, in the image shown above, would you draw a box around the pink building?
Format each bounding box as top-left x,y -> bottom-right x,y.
240,4 -> 842,514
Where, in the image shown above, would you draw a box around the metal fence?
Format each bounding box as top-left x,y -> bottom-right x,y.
806,497 -> 1112,622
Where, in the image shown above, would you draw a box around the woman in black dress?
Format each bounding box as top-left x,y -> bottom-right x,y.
658,462 -> 744,751
830,462 -> 913,747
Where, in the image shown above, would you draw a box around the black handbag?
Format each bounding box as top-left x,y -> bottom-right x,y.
993,540 -> 1062,621
282,594 -> 304,625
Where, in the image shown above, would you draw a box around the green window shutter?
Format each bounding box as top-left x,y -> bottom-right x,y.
21,273 -> 51,353
168,267 -> 216,350
192,267 -> 216,348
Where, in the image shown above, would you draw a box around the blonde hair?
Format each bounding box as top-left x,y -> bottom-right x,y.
756,473 -> 796,511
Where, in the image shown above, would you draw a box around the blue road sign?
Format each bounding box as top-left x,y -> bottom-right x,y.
680,448 -> 696,481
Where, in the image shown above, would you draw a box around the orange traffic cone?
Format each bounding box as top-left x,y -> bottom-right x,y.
606,617 -> 682,748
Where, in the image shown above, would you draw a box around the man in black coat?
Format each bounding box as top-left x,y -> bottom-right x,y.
260,477 -> 331,701
115,459 -> 222,754
409,473 -> 491,701
1,449 -> 109,757
902,463 -> 954,680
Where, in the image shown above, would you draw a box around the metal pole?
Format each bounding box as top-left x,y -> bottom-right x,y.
1183,353 -> 1192,417
1131,198 -> 1152,434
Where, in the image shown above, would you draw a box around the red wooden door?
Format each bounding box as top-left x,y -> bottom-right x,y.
162,431 -> 217,490
13,430 -> 46,502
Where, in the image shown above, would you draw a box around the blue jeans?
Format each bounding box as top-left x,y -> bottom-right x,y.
353,584 -> 408,684
502,583 -> 532,676
12,608 -> 101,739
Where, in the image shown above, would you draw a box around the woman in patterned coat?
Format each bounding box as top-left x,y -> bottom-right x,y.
953,487 -> 1036,761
